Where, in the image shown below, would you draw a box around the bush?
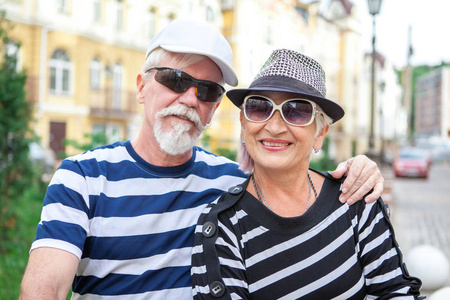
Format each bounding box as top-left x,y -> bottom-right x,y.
0,179 -> 45,299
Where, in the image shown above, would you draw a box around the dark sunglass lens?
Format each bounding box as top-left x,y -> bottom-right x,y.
154,69 -> 179,91
153,68 -> 192,94
154,68 -> 222,102
282,100 -> 313,125
197,83 -> 223,102
196,84 -> 209,101
245,97 -> 273,121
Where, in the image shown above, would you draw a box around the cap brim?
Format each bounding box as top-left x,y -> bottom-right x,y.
158,44 -> 238,87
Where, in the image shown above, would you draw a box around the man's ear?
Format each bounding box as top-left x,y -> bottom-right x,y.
205,101 -> 221,125
136,73 -> 146,104
213,101 -> 221,113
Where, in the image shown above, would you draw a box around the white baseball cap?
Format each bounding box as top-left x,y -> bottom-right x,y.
145,19 -> 238,87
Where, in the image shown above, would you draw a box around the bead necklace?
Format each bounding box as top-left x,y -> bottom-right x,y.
252,172 -> 318,213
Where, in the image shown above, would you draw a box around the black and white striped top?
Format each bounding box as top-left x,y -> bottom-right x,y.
191,171 -> 422,299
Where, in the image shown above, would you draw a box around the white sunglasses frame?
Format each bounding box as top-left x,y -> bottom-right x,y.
243,95 -> 319,127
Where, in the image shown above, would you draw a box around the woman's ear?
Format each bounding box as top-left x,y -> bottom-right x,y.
239,110 -> 246,141
239,110 -> 245,126
314,124 -> 330,150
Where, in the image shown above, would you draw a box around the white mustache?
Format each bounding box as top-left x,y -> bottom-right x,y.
156,105 -> 205,131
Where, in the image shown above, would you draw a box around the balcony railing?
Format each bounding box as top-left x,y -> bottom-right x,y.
89,87 -> 139,120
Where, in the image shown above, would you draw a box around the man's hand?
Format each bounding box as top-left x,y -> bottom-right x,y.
331,155 -> 384,205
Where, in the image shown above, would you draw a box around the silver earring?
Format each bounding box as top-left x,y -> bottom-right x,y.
241,140 -> 246,145
314,148 -> 320,154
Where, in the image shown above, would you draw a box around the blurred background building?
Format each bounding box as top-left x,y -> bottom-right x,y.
415,66 -> 450,141
3,0 -> 443,165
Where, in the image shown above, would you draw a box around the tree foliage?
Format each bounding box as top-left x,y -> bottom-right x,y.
62,132 -> 108,157
0,11 -> 36,232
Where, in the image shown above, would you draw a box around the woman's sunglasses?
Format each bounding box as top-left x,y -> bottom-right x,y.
146,67 -> 225,103
243,95 -> 318,126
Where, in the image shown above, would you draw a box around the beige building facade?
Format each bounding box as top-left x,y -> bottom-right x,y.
3,0 -> 224,158
3,0 -> 395,163
215,0 -> 379,162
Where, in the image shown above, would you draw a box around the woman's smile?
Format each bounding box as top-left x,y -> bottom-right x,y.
260,139 -> 292,150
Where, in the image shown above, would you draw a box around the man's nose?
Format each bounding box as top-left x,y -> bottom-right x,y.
178,85 -> 199,107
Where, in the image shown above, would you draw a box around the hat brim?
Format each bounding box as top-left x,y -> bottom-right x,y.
226,76 -> 345,123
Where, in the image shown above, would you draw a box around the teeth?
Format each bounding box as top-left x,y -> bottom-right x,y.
262,141 -> 289,147
172,115 -> 189,121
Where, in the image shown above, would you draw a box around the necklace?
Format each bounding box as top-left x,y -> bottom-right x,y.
252,174 -> 272,210
252,172 -> 318,213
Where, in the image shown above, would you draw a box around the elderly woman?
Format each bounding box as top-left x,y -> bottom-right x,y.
191,49 -> 422,299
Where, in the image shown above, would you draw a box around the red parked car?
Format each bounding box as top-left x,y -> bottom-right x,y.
393,148 -> 431,179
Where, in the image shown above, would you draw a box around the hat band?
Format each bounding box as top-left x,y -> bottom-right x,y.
249,76 -> 324,99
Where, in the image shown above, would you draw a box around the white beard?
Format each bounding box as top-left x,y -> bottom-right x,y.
153,105 -> 206,156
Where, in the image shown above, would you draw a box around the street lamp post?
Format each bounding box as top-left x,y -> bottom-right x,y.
367,0 -> 382,156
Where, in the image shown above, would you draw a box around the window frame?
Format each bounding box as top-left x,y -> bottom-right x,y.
49,49 -> 71,95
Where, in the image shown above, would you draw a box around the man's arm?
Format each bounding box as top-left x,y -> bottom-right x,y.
20,247 -> 79,300
331,155 -> 384,204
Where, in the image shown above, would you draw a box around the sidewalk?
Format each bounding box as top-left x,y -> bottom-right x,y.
384,163 -> 450,296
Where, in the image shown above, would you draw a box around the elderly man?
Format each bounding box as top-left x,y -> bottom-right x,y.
20,20 -> 384,299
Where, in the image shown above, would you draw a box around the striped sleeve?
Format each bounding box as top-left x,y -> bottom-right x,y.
357,199 -> 422,298
31,158 -> 91,258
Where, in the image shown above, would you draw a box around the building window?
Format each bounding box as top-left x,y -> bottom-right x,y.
49,49 -> 71,95
90,58 -> 101,90
58,0 -> 69,13
93,123 -> 121,144
205,6 -> 214,22
148,7 -> 156,38
5,40 -> 21,71
112,63 -> 122,109
93,0 -> 101,22
116,0 -> 123,30
266,17 -> 274,45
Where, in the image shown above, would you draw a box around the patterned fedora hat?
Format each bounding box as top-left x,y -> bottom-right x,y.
227,49 -> 345,123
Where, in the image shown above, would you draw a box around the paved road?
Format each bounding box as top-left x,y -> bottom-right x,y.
384,162 -> 450,294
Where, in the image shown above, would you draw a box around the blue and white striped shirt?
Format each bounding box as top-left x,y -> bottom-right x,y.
31,141 -> 247,299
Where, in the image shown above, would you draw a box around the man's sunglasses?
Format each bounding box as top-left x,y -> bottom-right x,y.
145,67 -> 225,103
243,95 -> 319,126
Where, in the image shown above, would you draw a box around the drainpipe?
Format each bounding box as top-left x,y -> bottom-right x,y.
38,26 -> 49,118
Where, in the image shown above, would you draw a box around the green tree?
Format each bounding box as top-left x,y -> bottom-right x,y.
310,137 -> 338,171
61,132 -> 108,158
0,11 -> 36,233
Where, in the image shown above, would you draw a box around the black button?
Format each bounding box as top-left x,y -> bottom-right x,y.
210,281 -> 226,297
228,185 -> 243,194
202,222 -> 216,237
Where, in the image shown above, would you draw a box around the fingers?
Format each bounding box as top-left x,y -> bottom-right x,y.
331,159 -> 353,180
364,179 -> 384,203
337,155 -> 384,204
